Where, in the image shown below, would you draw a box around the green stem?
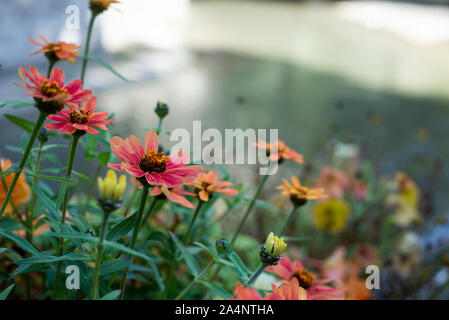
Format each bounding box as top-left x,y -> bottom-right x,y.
80,12 -> 98,83
47,59 -> 56,78
245,263 -> 265,286
54,134 -> 81,296
91,210 -> 111,300
28,139 -> 45,244
278,206 -> 298,236
0,111 -> 47,216
175,261 -> 214,300
119,185 -> 150,300
231,174 -> 269,245
139,198 -> 158,232
183,201 -> 204,245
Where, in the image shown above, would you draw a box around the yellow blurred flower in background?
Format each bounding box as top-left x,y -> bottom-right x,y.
0,158 -> 30,215
386,172 -> 421,227
313,199 -> 350,233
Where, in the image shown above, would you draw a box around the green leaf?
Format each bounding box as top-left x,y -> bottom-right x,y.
15,253 -> 90,265
194,242 -> 219,262
0,217 -> 26,231
0,167 -> 17,177
100,289 -> 121,300
48,232 -> 155,264
169,232 -> 200,276
30,183 -> 60,221
106,213 -> 137,241
72,170 -> 90,181
0,231 -> 40,256
0,284 -> 15,300
99,258 -> 131,276
0,99 -> 33,109
4,114 -> 35,133
85,55 -> 132,82
221,240 -> 249,282
199,281 -> 233,299
24,170 -> 77,183
98,151 -> 111,166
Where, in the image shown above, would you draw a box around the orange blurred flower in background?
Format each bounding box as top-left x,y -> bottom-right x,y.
30,35 -> 80,63
188,171 -> 238,202
0,158 -> 30,215
254,140 -> 303,164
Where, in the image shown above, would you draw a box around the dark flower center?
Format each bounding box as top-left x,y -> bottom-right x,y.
140,150 -> 168,173
69,110 -> 90,124
292,268 -> 315,289
41,80 -> 68,98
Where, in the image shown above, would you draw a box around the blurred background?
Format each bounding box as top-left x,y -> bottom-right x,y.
1,0 -> 449,298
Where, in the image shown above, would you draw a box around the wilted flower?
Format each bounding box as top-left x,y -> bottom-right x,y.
0,158 -> 30,215
187,171 -> 238,202
254,140 -> 303,164
277,176 -> 326,207
15,66 -> 92,114
89,0 -> 119,15
30,34 -> 80,63
151,186 -> 196,209
315,167 -> 350,199
259,232 -> 287,266
109,130 -> 202,189
46,96 -> 113,136
266,254 -> 344,300
313,199 -> 350,233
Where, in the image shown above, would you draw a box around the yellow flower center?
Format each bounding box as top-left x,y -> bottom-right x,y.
41,80 -> 68,98
292,268 -> 315,289
139,150 -> 168,173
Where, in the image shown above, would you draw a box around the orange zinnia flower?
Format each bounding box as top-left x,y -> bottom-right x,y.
187,171 -> 239,202
265,278 -> 307,300
15,66 -> 92,113
0,158 -> 31,215
30,34 -> 80,63
109,130 -> 202,189
46,96 -> 113,135
277,176 -> 327,206
254,140 -> 303,164
230,278 -> 307,300
151,186 -> 197,209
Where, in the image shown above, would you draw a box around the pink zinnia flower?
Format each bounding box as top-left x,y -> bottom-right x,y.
266,254 -> 344,300
109,130 -> 203,189
15,66 -> 92,113
254,140 -> 303,164
230,284 -> 262,300
30,34 -> 81,63
315,167 -> 350,199
45,96 -> 113,135
151,186 -> 196,209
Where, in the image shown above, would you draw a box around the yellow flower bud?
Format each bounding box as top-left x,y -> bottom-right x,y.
265,232 -> 287,257
97,170 -> 127,202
